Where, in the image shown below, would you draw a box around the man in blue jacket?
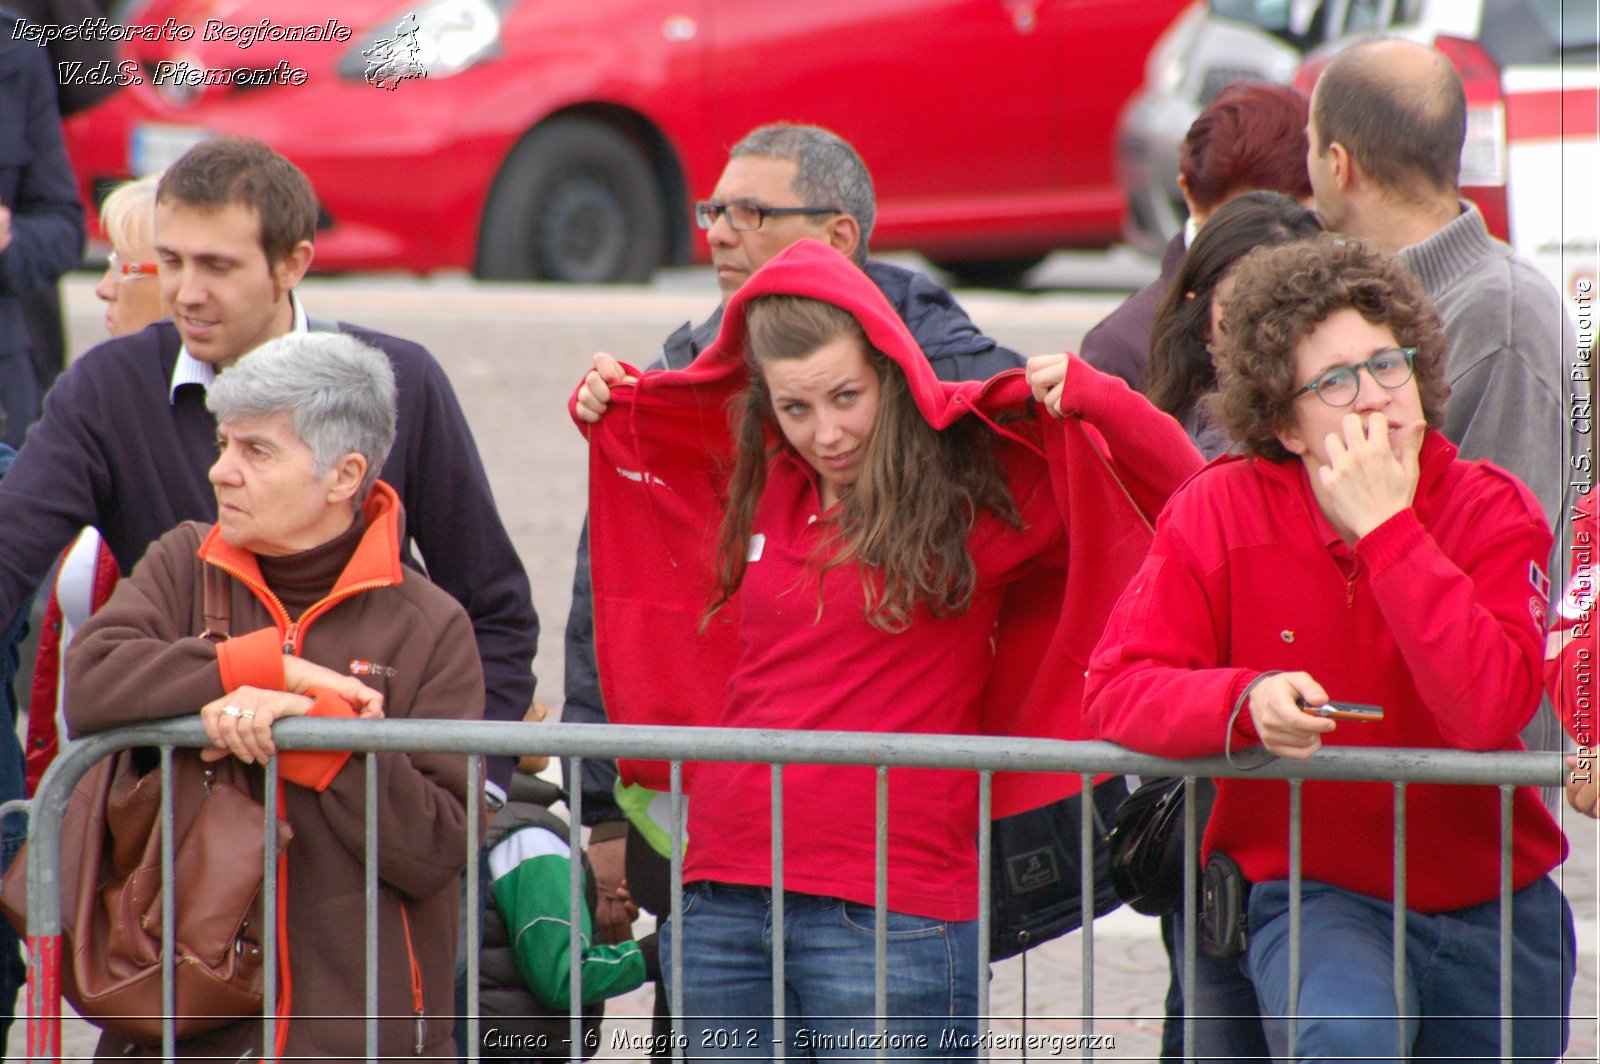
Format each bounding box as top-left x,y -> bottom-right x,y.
562,122 -> 1029,1051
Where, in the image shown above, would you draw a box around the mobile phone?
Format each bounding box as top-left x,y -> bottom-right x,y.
1297,698 -> 1384,722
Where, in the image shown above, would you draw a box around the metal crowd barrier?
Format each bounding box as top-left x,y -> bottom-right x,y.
15,718 -> 1568,1063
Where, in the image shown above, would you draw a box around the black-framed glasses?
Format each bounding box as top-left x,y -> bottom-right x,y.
694,200 -> 843,232
1293,347 -> 1417,408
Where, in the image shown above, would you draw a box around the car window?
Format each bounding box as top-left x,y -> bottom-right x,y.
1210,0 -> 1327,49
1479,0 -> 1600,63
1342,0 -> 1386,33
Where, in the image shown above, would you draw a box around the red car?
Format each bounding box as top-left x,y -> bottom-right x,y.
64,0 -> 1188,284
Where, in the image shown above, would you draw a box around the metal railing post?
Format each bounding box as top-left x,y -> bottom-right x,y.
976,771 -> 992,1063
771,763 -> 785,1062
567,756 -> 584,1063
465,755 -> 481,1062
1079,772 -> 1095,1060
13,718 -> 1567,1064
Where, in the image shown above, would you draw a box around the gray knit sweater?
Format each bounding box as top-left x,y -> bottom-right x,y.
1398,201 -> 1580,530
1401,202 -> 1583,769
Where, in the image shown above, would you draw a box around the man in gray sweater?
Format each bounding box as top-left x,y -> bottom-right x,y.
1305,37 -> 1578,533
1304,36 -> 1580,765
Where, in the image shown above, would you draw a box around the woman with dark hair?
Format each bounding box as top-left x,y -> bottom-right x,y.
574,240 -> 1201,1058
1147,191 -> 1323,458
1088,235 -> 1573,1061
1081,81 -> 1312,389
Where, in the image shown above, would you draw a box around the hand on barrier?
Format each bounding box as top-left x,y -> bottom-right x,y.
1566,754 -> 1598,818
200,685 -> 316,765
1248,671 -> 1336,760
517,701 -> 551,775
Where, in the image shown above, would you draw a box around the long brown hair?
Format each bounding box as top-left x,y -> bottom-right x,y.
711,295 -> 1019,632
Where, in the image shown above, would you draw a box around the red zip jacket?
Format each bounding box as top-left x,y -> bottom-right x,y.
1086,434 -> 1564,912
572,239 -> 1203,829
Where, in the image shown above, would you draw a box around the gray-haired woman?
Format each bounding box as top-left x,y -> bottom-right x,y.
68,331 -> 485,1059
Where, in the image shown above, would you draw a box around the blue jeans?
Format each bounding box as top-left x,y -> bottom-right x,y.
1247,876 -> 1574,1063
1168,910 -> 1270,1062
661,882 -> 979,1061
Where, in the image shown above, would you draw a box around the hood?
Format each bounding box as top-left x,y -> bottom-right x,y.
681,240 -> 987,430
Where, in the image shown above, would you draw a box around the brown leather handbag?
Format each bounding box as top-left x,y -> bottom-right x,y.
0,559 -> 294,1044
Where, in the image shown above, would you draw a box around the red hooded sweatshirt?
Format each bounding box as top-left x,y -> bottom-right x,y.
573,240 -> 1202,918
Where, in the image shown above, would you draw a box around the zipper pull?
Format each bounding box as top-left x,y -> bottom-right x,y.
282,621 -> 298,655
414,1010 -> 426,1055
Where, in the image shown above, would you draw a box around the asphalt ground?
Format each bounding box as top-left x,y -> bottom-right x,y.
7,261 -> 1596,1060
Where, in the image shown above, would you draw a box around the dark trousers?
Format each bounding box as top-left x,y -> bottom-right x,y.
0,602 -> 32,1059
626,826 -> 674,1061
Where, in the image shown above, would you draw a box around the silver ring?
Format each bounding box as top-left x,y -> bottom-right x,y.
239,709 -> 256,720
221,705 -> 243,718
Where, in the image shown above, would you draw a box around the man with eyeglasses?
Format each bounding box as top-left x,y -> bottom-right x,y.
1088,234 -> 1574,1062
563,122 -> 1025,1055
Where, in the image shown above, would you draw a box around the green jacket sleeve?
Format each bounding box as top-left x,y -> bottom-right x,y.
488,825 -> 647,1007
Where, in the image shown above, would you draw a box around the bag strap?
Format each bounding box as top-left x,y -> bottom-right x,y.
200,564 -> 232,643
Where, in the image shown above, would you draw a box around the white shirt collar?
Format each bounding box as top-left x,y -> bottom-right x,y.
168,291 -> 310,404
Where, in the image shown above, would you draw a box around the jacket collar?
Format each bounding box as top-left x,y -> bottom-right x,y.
197,479 -> 406,594
1250,431 -> 1458,538
1395,200 -> 1494,300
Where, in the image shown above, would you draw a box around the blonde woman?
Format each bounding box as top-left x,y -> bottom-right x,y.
93,176 -> 164,337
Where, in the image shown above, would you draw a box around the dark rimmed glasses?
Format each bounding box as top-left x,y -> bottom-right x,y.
694,200 -> 843,232
1293,347 -> 1417,408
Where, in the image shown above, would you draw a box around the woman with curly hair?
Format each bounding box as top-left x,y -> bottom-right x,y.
1087,234 -> 1573,1061
574,239 -> 1200,1059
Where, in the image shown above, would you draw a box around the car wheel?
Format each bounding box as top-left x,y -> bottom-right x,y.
931,255 -> 1046,289
476,118 -> 665,283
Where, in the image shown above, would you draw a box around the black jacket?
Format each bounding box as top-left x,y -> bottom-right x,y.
563,259 -> 1026,823
1076,232 -> 1185,393
0,12 -> 83,447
